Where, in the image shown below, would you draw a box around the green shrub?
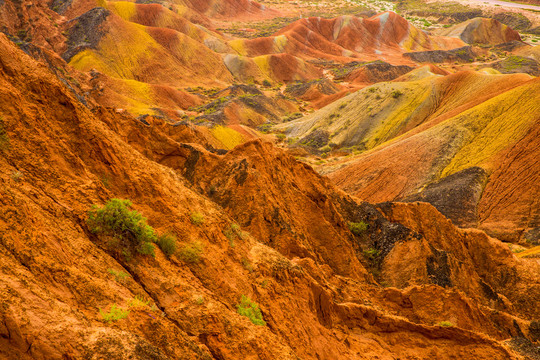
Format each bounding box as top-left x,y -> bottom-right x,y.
156,233 -> 177,257
190,212 -> 205,225
262,79 -> 272,87
179,241 -> 203,263
319,145 -> 332,153
224,223 -> 245,245
107,268 -> 130,282
99,304 -> 129,322
437,321 -> 454,327
194,296 -> 204,305
391,90 -> 403,98
237,295 -> 266,326
128,295 -> 150,309
363,247 -> 380,260
87,199 -> 156,258
348,221 -> 368,236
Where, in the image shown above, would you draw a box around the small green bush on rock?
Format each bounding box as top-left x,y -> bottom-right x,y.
87,199 -> 156,259
190,212 -> 205,225
237,295 -> 266,326
179,241 -> 203,263
99,304 -> 129,322
437,321 -> 454,327
156,233 -> 177,257
348,221 -> 368,236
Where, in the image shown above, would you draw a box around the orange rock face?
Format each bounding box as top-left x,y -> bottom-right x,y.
0,32 -> 539,359
0,0 -> 538,358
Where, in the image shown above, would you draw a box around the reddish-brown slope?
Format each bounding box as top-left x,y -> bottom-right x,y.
0,33 -> 538,360
478,119 -> 540,241
0,0 -> 66,53
232,12 -> 465,63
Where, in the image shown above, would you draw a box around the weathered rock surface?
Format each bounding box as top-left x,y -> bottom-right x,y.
0,32 -> 538,360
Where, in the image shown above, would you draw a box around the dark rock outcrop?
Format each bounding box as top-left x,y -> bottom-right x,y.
403,167 -> 488,228
404,46 -> 476,63
62,8 -> 110,62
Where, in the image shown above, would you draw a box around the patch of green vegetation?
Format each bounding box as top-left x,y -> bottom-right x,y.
349,221 -> 368,236
319,145 -> 332,153
237,295 -> 266,326
437,321 -> 454,327
190,212 -> 205,225
87,199 -> 156,259
156,233 -> 177,258
502,55 -> 527,70
363,247 -> 380,260
107,268 -> 130,282
128,295 -> 150,309
179,241 -> 203,264
283,112 -> 303,122
194,296 -> 204,305
421,18 -> 432,27
99,304 -> 129,323
224,223 -> 245,247
258,123 -> 274,133
391,90 -> 403,99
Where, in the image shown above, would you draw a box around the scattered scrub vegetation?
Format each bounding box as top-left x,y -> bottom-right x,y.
99,304 -> 129,323
348,221 -> 369,236
194,296 -> 205,305
87,199 -> 156,259
224,223 -> 245,247
258,123 -> 273,133
107,268 -> 130,282
190,212 -> 205,225
128,295 -> 150,309
156,233 -> 177,257
391,90 -> 403,99
179,241 -> 203,264
237,295 -> 266,326
283,112 -> 303,122
437,321 -> 454,327
363,247 -> 380,260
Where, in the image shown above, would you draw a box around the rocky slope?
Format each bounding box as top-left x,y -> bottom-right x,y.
279,67 -> 539,242
1,32 -> 539,360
